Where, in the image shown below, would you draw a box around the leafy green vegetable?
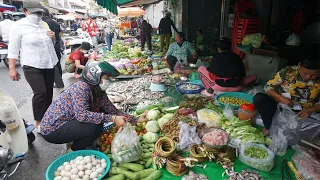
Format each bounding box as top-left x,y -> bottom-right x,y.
146,110 -> 161,120
244,146 -> 268,159
143,132 -> 159,143
205,103 -> 223,114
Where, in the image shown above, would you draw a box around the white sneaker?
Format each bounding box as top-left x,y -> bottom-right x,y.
35,125 -> 41,134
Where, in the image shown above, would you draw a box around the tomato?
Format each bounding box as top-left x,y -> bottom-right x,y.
101,147 -> 106,152
99,136 -> 105,143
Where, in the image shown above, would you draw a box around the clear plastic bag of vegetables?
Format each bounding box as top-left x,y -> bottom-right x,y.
269,129 -> 287,156
239,143 -> 275,172
111,123 -> 142,163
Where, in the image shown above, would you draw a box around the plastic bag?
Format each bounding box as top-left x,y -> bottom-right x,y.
297,117 -> 320,143
197,109 -> 222,128
111,123 -> 142,163
292,145 -> 320,180
270,104 -> 320,145
223,105 -> 234,120
0,100 -> 19,130
269,129 -> 287,156
245,86 -> 265,96
177,122 -> 201,150
285,34 -> 300,46
239,143 -> 275,172
269,104 -> 299,145
174,62 -> 183,74
241,33 -> 263,48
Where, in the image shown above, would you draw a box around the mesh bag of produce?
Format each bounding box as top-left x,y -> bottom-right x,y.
111,123 -> 142,163
239,143 -> 275,172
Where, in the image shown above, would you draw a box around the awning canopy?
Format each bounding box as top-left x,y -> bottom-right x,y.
96,0 -> 160,15
96,0 -> 118,15
119,0 -> 162,7
117,7 -> 145,17
0,4 -> 16,12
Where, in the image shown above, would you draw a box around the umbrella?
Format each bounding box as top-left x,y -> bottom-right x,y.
0,4 -> 16,12
117,7 -> 145,17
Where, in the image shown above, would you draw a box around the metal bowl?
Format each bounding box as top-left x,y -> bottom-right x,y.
198,127 -> 230,149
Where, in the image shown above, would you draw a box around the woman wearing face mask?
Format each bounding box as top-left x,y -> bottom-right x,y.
65,41 -> 91,79
8,0 -> 57,132
40,61 -> 148,151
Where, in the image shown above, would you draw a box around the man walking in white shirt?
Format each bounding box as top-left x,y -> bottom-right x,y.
0,12 -> 15,42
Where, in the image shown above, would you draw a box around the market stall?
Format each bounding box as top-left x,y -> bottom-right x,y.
46,36 -> 319,180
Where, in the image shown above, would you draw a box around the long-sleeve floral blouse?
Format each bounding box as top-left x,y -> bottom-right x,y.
40,82 -> 136,135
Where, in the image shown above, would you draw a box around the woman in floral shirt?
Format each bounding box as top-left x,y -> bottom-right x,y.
40,61 -> 148,151
253,56 -> 320,136
165,32 -> 197,71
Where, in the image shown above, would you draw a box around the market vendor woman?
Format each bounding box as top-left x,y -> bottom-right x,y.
254,55 -> 320,136
40,61 -> 148,151
165,32 -> 197,71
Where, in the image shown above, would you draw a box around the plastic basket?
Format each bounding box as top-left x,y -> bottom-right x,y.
46,150 -> 111,180
215,92 -> 254,109
176,82 -> 204,94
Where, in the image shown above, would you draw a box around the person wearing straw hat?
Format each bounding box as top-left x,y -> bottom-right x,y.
8,0 -> 57,133
40,61 -> 148,151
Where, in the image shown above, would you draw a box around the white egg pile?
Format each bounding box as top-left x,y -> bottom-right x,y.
54,155 -> 107,180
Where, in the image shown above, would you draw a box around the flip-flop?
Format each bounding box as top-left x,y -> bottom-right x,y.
201,89 -> 213,97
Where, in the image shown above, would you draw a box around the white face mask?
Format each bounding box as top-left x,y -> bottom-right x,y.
82,50 -> 89,54
27,13 -> 42,24
99,79 -> 111,91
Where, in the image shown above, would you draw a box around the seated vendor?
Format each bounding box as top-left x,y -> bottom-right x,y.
165,32 -> 197,71
253,56 -> 320,136
198,37 -> 257,96
40,61 -> 148,152
194,29 -> 205,52
65,42 -> 90,79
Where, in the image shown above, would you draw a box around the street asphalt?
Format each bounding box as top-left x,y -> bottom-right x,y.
0,54 -> 77,180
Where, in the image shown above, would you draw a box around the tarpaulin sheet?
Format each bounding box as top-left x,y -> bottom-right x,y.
159,149 -> 296,180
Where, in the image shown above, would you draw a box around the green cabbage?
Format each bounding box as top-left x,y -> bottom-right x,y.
145,121 -> 160,133
143,132 -> 159,143
147,110 -> 161,120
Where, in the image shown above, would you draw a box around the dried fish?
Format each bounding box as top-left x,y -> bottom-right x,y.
179,83 -> 201,91
226,169 -> 264,180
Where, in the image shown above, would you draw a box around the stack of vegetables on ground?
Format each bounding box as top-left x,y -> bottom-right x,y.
101,38 -> 168,76
105,133 -> 162,180
103,100 -> 276,179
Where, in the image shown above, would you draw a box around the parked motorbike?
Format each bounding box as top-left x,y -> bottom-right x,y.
0,88 -> 29,179
0,146 -> 24,180
64,28 -> 93,54
0,42 -> 20,68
